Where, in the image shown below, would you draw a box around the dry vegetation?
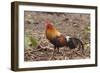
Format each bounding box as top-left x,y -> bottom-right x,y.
24,11 -> 90,61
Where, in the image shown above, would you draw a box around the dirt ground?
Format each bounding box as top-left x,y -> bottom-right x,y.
24,11 -> 90,61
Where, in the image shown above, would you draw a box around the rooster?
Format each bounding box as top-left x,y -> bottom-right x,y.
45,21 -> 84,59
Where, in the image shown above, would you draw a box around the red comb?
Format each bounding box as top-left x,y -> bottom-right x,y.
45,19 -> 50,24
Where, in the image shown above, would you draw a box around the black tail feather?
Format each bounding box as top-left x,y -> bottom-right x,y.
77,38 -> 84,53
66,37 -> 84,53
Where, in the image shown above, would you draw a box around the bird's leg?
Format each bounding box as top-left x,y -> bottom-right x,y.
50,46 -> 56,60
57,48 -> 59,53
57,47 -> 63,54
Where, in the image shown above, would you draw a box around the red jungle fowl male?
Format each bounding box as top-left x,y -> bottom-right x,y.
45,21 -> 84,59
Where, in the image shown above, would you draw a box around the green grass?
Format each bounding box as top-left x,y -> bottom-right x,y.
24,34 -> 38,49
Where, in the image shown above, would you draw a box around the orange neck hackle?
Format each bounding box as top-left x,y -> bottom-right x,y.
45,20 -> 61,40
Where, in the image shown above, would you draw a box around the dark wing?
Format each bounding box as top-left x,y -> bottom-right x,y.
50,35 -> 67,47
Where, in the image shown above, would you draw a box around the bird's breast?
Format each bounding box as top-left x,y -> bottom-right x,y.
50,35 -> 67,47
